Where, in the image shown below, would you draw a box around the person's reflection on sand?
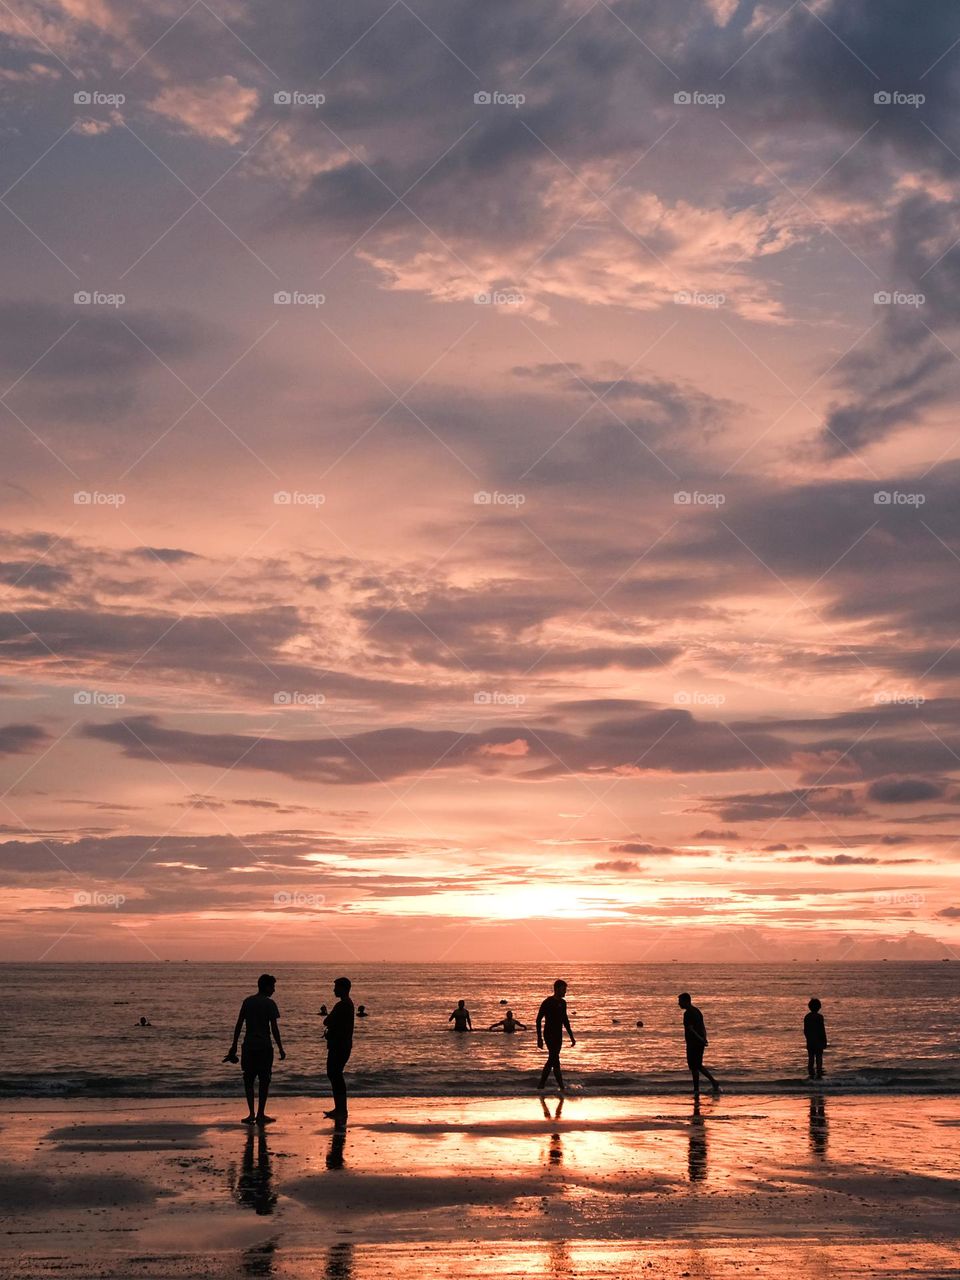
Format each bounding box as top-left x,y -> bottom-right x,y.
325,1241 -> 354,1280
540,1095 -> 564,1167
548,1239 -> 571,1276
326,1124 -> 348,1170
808,1092 -> 829,1160
688,1097 -> 707,1182
231,1127 -> 277,1215
240,1239 -> 277,1277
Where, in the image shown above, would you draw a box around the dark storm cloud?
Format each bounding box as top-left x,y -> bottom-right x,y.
820,196 -> 960,457
0,301 -> 212,426
0,605 -> 442,706
698,786 -> 866,823
133,547 -> 199,563
0,561 -> 71,591
787,853 -> 879,866
0,723 -> 49,756
867,776 -> 948,803
80,705 -> 794,784
0,302 -> 201,381
387,375 -> 734,489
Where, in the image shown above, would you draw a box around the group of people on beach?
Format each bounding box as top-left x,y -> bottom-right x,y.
224,975 -> 828,1126
224,974 -> 356,1127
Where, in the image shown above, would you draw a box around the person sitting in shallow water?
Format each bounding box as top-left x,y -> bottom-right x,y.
318,1004 -> 328,1017
489,1009 -> 526,1033
357,1004 -> 368,1018
136,1016 -> 151,1027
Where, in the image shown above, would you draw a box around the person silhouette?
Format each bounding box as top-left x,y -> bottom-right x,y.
318,1004 -> 328,1017
678,992 -> 719,1097
449,999 -> 473,1031
357,1005 -> 368,1018
489,1009 -> 526,1033
136,1016 -> 151,1027
537,979 -> 575,1091
223,974 -> 286,1125
323,976 -> 355,1123
804,998 -> 828,1079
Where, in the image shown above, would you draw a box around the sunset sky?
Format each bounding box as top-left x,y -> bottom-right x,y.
1,0 -> 960,962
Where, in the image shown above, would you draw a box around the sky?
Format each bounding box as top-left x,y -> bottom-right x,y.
1,0 -> 960,963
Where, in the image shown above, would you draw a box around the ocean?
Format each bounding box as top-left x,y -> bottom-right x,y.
5,961 -> 958,1098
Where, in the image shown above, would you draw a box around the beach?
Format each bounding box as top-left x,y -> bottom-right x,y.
3,1093 -> 956,1278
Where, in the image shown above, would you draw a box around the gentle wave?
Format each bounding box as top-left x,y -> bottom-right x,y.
5,1068 -> 960,1099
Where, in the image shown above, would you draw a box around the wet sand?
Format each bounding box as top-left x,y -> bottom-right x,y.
1,1094 -> 956,1278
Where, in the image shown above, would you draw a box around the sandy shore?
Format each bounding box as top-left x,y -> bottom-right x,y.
1,1093 -> 956,1278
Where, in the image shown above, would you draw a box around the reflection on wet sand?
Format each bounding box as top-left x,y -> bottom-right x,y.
232,1128 -> 277,1216
808,1093 -> 828,1161
327,1125 -> 348,1171
688,1098 -> 708,1182
240,1239 -> 277,1278
540,1096 -> 564,1168
325,1241 -> 354,1279
5,1096 -> 956,1280
547,1239 -> 571,1276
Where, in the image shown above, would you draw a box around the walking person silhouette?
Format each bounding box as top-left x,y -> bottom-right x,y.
678,992 -> 720,1097
536,979 -> 575,1091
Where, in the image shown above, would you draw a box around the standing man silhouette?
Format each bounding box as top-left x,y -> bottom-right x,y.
537,979 -> 575,1091
323,976 -> 355,1123
223,973 -> 285,1126
678,992 -> 720,1097
803,997 -> 828,1079
448,999 -> 473,1032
